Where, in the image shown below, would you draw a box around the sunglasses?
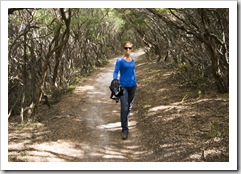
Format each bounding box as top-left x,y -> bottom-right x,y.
124,47 -> 132,50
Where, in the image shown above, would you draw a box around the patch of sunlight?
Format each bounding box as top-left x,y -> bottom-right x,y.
157,88 -> 168,92
160,142 -> 194,148
189,153 -> 202,160
204,149 -> 222,156
129,113 -> 134,117
102,154 -> 126,159
97,121 -> 136,131
101,146 -> 117,153
129,120 -> 137,127
188,98 -> 228,104
149,105 -> 187,112
89,152 -> 102,157
87,91 -> 106,95
213,137 -> 221,142
9,142 -> 28,150
34,130 -> 51,136
133,150 -> 150,155
106,150 -> 123,155
160,144 -> 173,148
149,105 -> 170,112
189,148 -> 223,161
120,149 -> 131,153
28,140 -> 84,160
75,85 -> 94,93
112,110 -> 118,113
31,150 -> 53,157
126,145 -> 139,149
97,122 -> 121,130
162,71 -> 173,77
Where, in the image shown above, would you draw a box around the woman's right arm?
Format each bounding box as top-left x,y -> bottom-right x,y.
113,58 -> 121,79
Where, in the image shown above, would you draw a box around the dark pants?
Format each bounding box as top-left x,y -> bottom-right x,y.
120,85 -> 136,133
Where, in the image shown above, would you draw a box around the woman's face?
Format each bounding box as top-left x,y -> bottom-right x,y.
123,43 -> 133,56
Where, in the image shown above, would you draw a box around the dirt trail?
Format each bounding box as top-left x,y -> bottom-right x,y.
8,49 -> 228,163
8,50 -> 150,162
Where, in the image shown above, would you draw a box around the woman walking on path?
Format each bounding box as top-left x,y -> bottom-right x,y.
113,41 -> 137,140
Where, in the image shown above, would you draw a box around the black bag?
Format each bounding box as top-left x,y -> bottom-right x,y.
109,79 -> 123,103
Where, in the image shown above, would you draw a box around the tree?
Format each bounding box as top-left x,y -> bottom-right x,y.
8,8 -> 128,121
147,8 -> 229,93
8,8 -> 229,122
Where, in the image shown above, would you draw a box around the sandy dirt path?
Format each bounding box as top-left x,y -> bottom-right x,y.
8,50 -> 149,162
8,48 -> 228,165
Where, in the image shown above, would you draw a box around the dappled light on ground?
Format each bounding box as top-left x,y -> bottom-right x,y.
97,121 -> 121,131
8,51 -> 151,162
9,138 -> 147,161
133,54 -> 229,162
97,120 -> 137,131
75,85 -> 95,92
8,50 -> 228,162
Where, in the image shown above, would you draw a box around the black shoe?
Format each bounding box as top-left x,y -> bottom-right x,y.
122,132 -> 128,140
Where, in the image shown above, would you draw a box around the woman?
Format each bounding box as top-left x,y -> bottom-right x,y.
113,41 -> 137,140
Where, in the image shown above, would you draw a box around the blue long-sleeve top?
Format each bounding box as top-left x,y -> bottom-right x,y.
113,57 -> 137,87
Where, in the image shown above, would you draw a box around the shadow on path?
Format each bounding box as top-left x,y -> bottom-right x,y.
8,50 -> 149,162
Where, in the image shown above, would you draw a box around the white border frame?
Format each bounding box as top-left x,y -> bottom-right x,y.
1,0 -> 237,171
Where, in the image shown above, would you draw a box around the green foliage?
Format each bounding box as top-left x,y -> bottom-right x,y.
72,76 -> 81,84
178,63 -> 191,71
181,94 -> 189,103
8,7 -> 229,121
66,85 -> 76,93
34,9 -> 54,25
156,8 -> 169,13
95,60 -> 109,67
108,9 -> 125,29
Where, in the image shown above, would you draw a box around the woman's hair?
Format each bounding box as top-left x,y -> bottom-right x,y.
121,41 -> 133,48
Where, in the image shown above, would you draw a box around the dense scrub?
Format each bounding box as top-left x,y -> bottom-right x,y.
8,8 -> 229,123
